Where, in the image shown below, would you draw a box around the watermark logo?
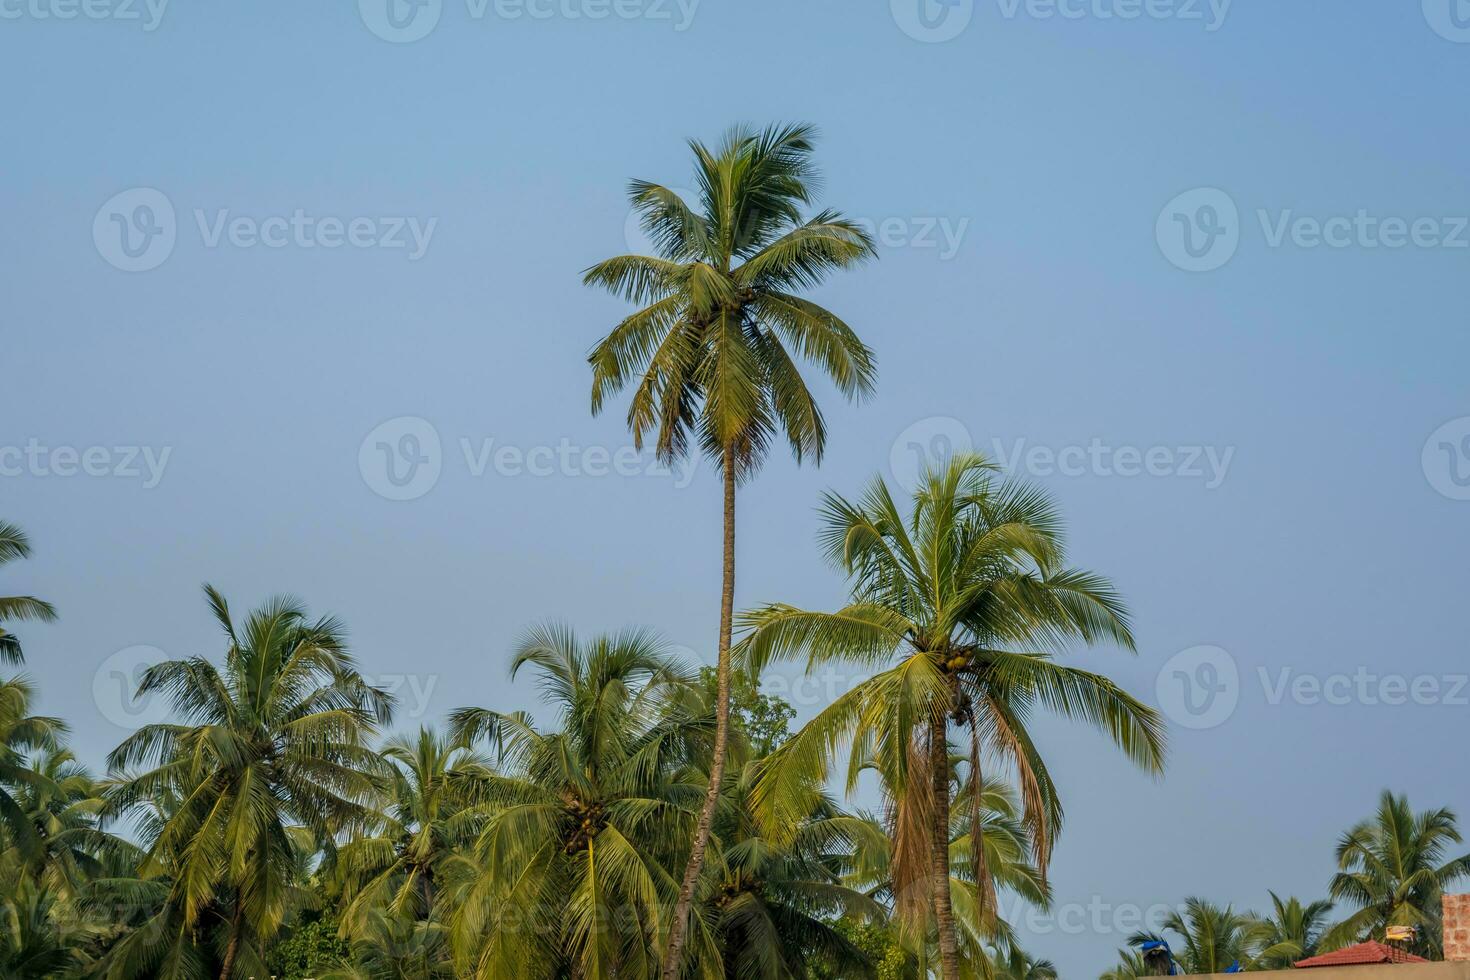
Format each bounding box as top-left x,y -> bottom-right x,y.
892,0 -> 974,43
1159,188 -> 1470,272
92,188 -> 437,271
890,416 -> 975,492
0,0 -> 168,30
359,0 -> 443,42
1423,416 -> 1470,501
1156,187 -> 1239,272
889,418 -> 1236,491
93,645 -> 172,729
0,440 -> 172,488
995,0 -> 1229,30
362,671 -> 440,719
1424,0 -> 1470,43
359,417 -> 443,501
1156,644 -> 1238,730
93,188 -> 176,272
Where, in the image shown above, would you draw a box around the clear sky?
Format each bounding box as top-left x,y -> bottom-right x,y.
4,2 -> 1470,975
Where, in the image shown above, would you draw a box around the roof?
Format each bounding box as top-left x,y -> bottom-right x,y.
1293,942 -> 1431,968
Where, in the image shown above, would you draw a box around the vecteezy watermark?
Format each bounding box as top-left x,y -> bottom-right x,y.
1155,645 -> 1470,730
93,645 -> 173,729
1004,893 -> 1186,938
0,0 -> 168,30
358,0 -> 699,43
889,417 -> 1235,492
1423,417 -> 1470,501
1157,187 -> 1470,273
852,215 -> 971,260
0,439 -> 172,488
358,416 -> 699,501
362,672 -> 439,719
891,0 -> 1228,42
93,188 -> 438,272
1156,645 -> 1239,730
1423,0 -> 1470,43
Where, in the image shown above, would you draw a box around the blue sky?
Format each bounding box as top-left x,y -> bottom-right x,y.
4,1 -> 1470,974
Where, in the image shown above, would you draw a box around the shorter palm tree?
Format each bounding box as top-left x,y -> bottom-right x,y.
1256,893 -> 1334,969
707,767 -> 884,979
1324,790 -> 1470,957
0,522 -> 57,663
334,727 -> 493,936
0,674 -> 66,860
104,586 -> 394,980
1130,897 -> 1296,974
444,626 -> 709,980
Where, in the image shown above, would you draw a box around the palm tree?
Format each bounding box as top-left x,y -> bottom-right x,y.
584,122 -> 878,979
334,726 -> 492,937
103,586 -> 394,979
444,626 -> 710,980
990,945 -> 1057,980
847,774 -> 1049,977
1255,893 -> 1334,969
708,767 -> 884,979
741,455 -> 1165,980
1131,897 -> 1297,974
1324,790 -> 1470,957
0,674 -> 66,862
0,522 -> 57,663
1099,947 -> 1150,980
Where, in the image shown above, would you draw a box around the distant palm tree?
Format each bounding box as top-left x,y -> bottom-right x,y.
708,768 -> 883,979
1099,947 -> 1150,980
742,456 -> 1164,980
584,122 -> 878,980
104,586 -> 394,980
334,727 -> 493,938
1131,897 -> 1296,974
1256,892 -> 1334,969
1324,790 -> 1470,958
0,522 -> 57,663
990,945 -> 1057,980
445,626 -> 708,980
0,674 -> 66,861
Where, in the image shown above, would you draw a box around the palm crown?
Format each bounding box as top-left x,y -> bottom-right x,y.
0,522 -> 58,664
585,122 -> 877,474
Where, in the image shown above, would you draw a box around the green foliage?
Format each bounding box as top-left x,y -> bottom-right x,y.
700,665 -> 796,758
268,908 -> 351,978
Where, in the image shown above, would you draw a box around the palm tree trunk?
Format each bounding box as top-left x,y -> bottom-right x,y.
662,441 -> 737,980
931,710 -> 961,980
969,719 -> 995,934
219,901 -> 243,980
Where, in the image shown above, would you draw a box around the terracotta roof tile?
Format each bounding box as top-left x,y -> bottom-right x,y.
1293,942 -> 1430,968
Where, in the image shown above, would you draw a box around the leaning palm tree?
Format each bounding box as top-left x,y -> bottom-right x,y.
1323,790 -> 1470,958
741,455 -> 1165,980
444,626 -> 712,980
103,586 -> 394,980
0,522 -> 57,663
1255,893 -> 1334,969
584,122 -> 878,979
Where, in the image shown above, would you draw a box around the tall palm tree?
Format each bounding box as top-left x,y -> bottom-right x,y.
1131,897 -> 1297,974
741,455 -> 1165,980
584,122 -> 878,979
1324,790 -> 1470,957
0,522 -> 57,663
1255,893 -> 1334,969
333,726 -> 492,937
444,626 -> 710,980
103,586 -> 394,980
